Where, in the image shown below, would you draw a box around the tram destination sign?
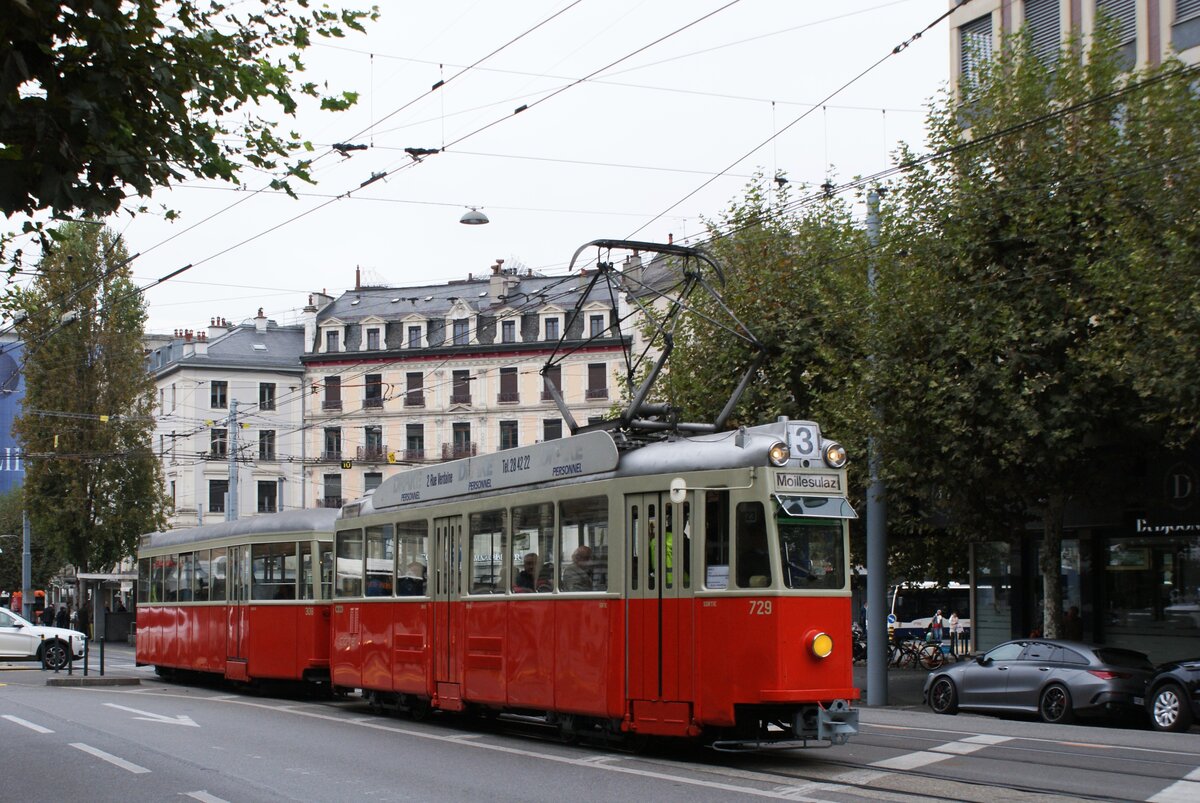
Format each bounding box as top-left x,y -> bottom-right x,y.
772,471 -> 844,495
372,430 -> 620,509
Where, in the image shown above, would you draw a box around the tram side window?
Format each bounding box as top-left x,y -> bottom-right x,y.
365,524 -> 395,596
396,521 -> 429,596
299,542 -> 315,600
778,518 -> 845,590
193,549 -> 211,601
319,543 -> 333,601
335,529 -> 364,597
512,502 -> 555,593
735,502 -> 771,589
703,490 -> 731,589
560,496 -> 608,592
164,554 -> 180,602
252,542 -> 298,600
210,547 -> 227,601
137,558 -> 150,604
469,510 -> 507,595
178,553 -> 195,601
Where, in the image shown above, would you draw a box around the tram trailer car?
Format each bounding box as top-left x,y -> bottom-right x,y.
136,509 -> 338,683
331,417 -> 859,748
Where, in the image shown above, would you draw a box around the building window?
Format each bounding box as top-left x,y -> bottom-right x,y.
501,319 -> 516,343
322,474 -> 341,508
325,329 -> 340,352
407,325 -> 422,348
366,328 -> 381,350
451,369 -> 471,404
1097,0 -> 1137,69
498,366 -> 519,403
211,380 -> 228,409
1025,0 -> 1060,67
323,376 -> 342,411
405,372 -> 424,407
500,420 -> 519,451
259,430 -> 276,460
586,363 -> 608,400
259,382 -> 276,410
589,314 -> 605,337
211,428 -> 228,457
323,427 -> 342,461
405,423 -> 424,461
361,425 -> 384,462
542,364 -> 562,401
544,317 -> 560,341
209,480 -> 229,513
447,422 -> 474,459
364,472 -> 383,493
257,481 -> 278,513
452,318 -> 470,345
543,419 -> 562,441
364,373 -> 383,408
1174,0 -> 1200,51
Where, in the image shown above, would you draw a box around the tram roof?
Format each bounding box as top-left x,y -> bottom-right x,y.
141,508 -> 339,551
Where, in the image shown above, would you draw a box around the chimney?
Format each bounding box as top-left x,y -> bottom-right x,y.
255,307 -> 267,334
355,266 -> 361,290
208,316 -> 227,341
489,258 -> 518,299
668,232 -> 674,244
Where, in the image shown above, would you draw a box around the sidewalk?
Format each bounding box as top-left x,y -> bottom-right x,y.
852,663 -> 930,709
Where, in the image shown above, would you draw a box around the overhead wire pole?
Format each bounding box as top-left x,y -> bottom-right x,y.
865,188 -> 888,706
227,399 -> 239,521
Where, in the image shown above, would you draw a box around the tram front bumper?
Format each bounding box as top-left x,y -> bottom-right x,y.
796,699 -> 858,745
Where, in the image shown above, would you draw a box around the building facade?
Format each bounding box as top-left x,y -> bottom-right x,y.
148,313 -> 306,528
300,263 -> 629,508
950,0 -> 1200,97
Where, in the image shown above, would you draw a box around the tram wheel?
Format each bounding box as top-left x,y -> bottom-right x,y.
408,697 -> 432,722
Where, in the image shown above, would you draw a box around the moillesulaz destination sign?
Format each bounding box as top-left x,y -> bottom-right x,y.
772,471 -> 843,494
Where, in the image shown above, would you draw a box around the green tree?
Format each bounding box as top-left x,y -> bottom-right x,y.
875,28 -> 1200,636
13,222 -> 166,571
1,0 -> 377,222
0,488 -> 65,592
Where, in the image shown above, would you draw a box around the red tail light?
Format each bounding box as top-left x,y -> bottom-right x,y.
1088,670 -> 1130,680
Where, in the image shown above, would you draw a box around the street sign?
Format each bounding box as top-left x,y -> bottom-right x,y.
340,461 -> 352,469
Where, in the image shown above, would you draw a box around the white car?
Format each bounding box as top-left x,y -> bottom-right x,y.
0,607 -> 87,669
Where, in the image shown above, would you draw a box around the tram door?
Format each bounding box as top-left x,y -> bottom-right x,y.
432,515 -> 464,707
626,493 -> 695,724
227,544 -> 251,664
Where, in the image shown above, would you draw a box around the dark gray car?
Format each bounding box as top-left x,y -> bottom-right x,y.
924,639 -> 1153,724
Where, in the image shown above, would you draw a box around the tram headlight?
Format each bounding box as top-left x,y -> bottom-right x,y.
806,630 -> 834,659
768,441 -> 790,467
822,441 -> 847,469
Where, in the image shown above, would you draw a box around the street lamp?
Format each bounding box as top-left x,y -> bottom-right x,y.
459,207 -> 489,225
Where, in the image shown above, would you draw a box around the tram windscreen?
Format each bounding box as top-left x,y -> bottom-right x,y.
777,518 -> 845,590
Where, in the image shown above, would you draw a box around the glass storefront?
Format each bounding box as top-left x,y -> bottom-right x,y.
1104,533 -> 1200,663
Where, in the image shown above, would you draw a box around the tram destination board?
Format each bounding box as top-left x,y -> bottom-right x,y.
371,430 -> 620,508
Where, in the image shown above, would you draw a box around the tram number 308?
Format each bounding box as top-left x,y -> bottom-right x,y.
749,600 -> 773,615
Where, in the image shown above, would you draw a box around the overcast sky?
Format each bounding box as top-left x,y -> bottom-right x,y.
111,0 -> 952,334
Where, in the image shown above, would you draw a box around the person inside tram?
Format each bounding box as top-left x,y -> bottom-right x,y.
736,517 -> 771,588
561,545 -> 593,592
514,552 -> 552,593
396,561 -> 426,596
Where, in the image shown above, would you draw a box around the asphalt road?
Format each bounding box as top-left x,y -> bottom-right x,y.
2,643 -> 1198,802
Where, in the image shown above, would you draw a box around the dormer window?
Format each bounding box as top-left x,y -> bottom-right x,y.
325,330 -> 339,352
403,317 -> 426,349
544,317 -> 560,341
366,328 -> 380,350
452,318 -> 470,346
589,314 -> 605,338
501,319 -> 517,343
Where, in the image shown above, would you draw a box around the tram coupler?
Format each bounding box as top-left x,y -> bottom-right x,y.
812,699 -> 857,746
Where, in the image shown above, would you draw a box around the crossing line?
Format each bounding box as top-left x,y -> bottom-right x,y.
1148,766 -> 1200,803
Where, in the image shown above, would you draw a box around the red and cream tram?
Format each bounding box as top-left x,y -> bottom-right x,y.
136,509 -> 337,683
330,417 -> 859,747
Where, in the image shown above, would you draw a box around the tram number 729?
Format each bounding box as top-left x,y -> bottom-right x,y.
749,600 -> 773,615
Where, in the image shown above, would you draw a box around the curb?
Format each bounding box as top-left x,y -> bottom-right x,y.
46,676 -> 141,687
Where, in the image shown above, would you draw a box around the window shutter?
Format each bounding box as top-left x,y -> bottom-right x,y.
1025,0 -> 1061,66
1179,0 -> 1200,24
1097,0 -> 1137,45
960,14 -> 994,87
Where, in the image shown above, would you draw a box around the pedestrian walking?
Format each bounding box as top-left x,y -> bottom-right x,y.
55,604 -> 69,630
930,609 -> 944,642
948,611 -> 960,654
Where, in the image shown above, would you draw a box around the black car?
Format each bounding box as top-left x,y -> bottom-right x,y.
1146,658 -> 1200,732
924,639 -> 1154,723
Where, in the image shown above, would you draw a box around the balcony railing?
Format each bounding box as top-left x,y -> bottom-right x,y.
363,396 -> 384,409
357,446 -> 387,463
449,393 -> 472,405
403,448 -> 426,461
322,399 -> 343,411
541,390 -> 557,401
404,393 -> 425,408
497,391 -> 520,403
320,450 -> 342,462
316,496 -> 343,509
442,443 -> 478,460
585,387 -> 609,400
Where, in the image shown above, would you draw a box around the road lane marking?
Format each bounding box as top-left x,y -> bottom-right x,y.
71,742 -> 151,774
874,734 -> 1012,767
104,702 -> 199,727
184,792 -> 229,803
2,714 -> 53,733
865,722 -> 1199,757
1148,767 -> 1200,803
872,750 -> 954,770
